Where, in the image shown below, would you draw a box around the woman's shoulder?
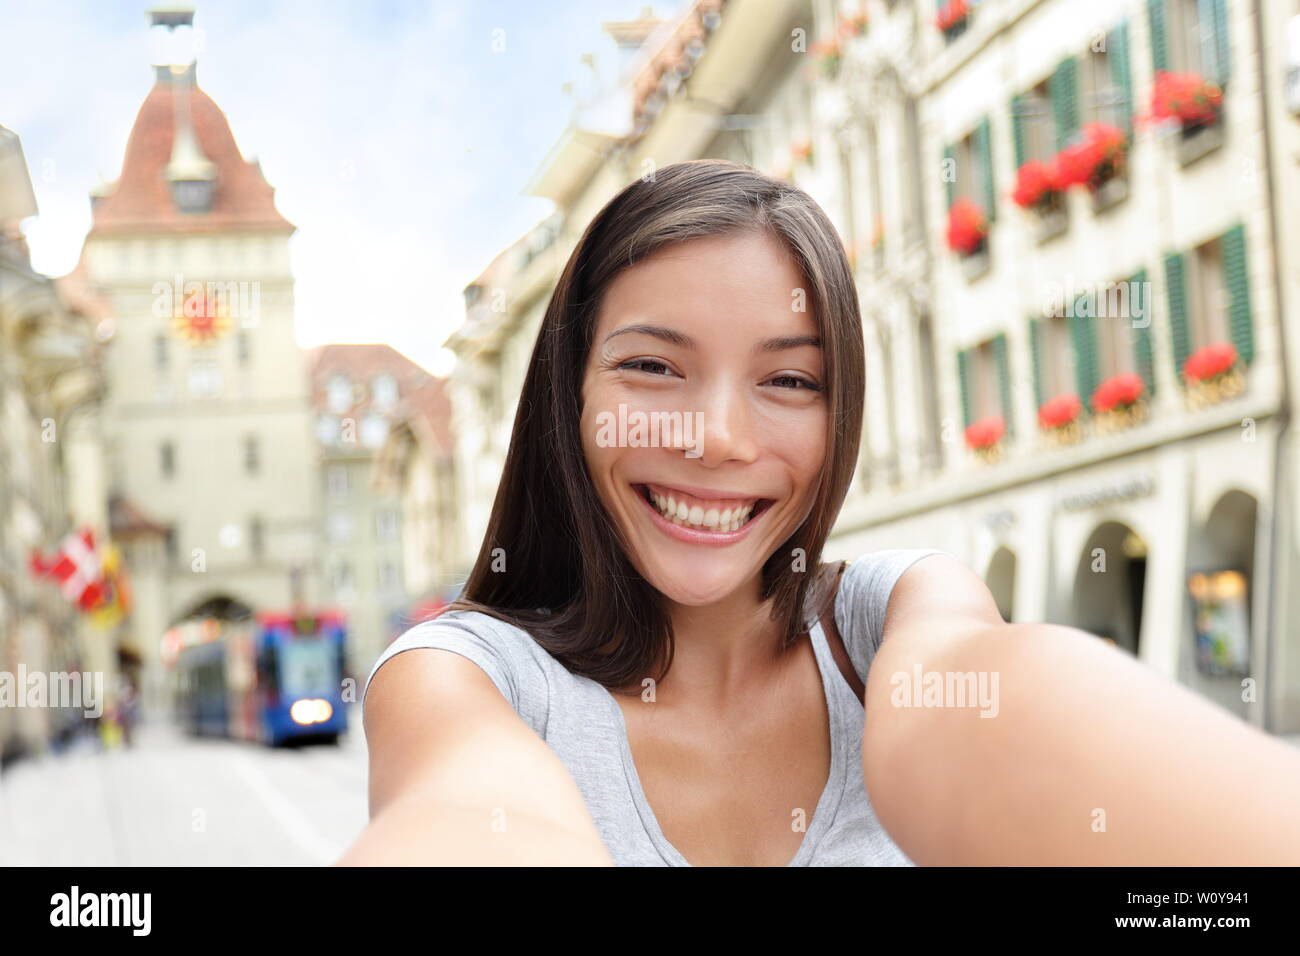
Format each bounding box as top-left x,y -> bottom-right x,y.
363,607 -> 558,732
832,548 -> 953,675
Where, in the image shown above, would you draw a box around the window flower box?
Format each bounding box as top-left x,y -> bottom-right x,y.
946,197 -> 990,278
965,414 -> 1005,462
1037,392 -> 1083,445
1012,159 -> 1069,242
1052,123 -> 1130,213
1146,71 -> 1225,166
1184,341 -> 1246,407
1090,372 -> 1148,433
936,0 -> 969,41
791,138 -> 814,166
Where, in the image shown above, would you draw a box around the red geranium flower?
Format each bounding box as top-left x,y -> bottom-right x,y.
964,414 -> 1005,449
1038,393 -> 1082,429
945,197 -> 988,255
1184,341 -> 1237,382
1012,159 -> 1065,208
936,0 -> 969,32
1146,70 -> 1223,127
1091,372 -> 1145,413
1054,123 -> 1127,188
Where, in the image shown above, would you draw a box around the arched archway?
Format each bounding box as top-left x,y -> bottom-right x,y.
1072,522 -> 1148,655
985,546 -> 1016,623
1186,490 -> 1258,716
171,594 -> 253,626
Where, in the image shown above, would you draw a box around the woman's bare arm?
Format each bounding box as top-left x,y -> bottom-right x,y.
336,649 -> 613,865
862,554 -> 1300,865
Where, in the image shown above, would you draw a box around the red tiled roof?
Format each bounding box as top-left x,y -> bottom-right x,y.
89,69 -> 294,237
630,0 -> 724,139
395,377 -> 454,456
307,343 -> 432,418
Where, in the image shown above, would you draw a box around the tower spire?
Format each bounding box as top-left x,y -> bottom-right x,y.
149,4 -> 215,212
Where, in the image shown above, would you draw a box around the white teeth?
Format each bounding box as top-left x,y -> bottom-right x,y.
645,487 -> 758,532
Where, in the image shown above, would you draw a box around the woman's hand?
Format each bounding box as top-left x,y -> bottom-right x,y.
862,553 -> 1300,865
336,649 -> 613,866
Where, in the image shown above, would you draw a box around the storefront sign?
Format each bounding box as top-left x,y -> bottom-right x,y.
1058,473 -> 1155,512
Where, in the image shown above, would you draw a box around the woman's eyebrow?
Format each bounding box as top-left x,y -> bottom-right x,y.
603,324 -> 821,352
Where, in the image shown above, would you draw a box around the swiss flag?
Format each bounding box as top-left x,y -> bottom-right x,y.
30,528 -> 107,611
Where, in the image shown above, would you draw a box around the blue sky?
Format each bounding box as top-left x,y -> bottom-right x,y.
2,0 -> 683,372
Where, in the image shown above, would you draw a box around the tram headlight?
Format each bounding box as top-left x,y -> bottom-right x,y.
290,698 -> 333,725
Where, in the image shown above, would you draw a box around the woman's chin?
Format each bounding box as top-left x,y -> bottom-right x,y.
641,561 -> 754,607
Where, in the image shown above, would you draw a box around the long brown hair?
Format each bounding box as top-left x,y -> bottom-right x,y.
446,159 -> 865,692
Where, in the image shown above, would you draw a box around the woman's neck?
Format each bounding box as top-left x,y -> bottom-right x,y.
656,575 -> 791,702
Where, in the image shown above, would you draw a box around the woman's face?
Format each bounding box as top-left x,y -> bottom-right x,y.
580,229 -> 829,607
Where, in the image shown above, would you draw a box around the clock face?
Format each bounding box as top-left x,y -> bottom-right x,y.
172,286 -> 232,345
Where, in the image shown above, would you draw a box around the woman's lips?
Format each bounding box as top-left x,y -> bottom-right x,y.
631,483 -> 773,546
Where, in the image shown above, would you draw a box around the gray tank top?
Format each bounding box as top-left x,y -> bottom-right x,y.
363,547 -> 947,866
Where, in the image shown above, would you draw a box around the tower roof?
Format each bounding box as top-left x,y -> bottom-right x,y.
89,66 -> 294,237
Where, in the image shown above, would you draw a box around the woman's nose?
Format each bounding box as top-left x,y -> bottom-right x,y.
689,383 -> 759,467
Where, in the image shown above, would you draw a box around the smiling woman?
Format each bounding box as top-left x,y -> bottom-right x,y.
339,159 -> 1300,867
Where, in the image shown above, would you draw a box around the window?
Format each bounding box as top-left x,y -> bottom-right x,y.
371,373 -> 398,410
1191,237 -> 1231,348
957,335 -> 1013,437
945,119 -> 995,222
326,375 -> 353,413
969,341 -> 1000,421
160,441 -> 176,479
1018,81 -> 1055,163
1080,29 -> 1131,130
244,434 -> 260,475
1094,283 -> 1138,378
328,512 -> 353,543
330,561 -> 354,593
172,179 -> 213,214
915,312 -> 944,470
361,414 -> 388,449
154,334 -> 169,369
375,508 -> 400,542
188,359 -> 221,397
237,331 -> 251,366
1037,313 -> 1076,399
379,561 -> 400,594
327,464 -> 348,497
316,415 -> 339,445
249,515 -> 264,559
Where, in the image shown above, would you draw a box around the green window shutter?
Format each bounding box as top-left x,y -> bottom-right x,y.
1164,251 -> 1191,380
975,116 -> 996,221
1069,306 -> 1100,408
944,144 -> 957,209
1050,57 -> 1080,150
1129,268 -> 1157,397
992,332 -> 1013,435
1201,0 -> 1231,88
1028,316 -> 1045,409
956,348 -> 973,426
1221,224 -> 1254,365
1147,0 -> 1169,74
1109,20 -> 1134,136
1011,94 -> 1027,168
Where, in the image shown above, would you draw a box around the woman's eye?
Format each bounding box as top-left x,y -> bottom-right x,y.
769,374 -> 822,392
618,359 -> 674,376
